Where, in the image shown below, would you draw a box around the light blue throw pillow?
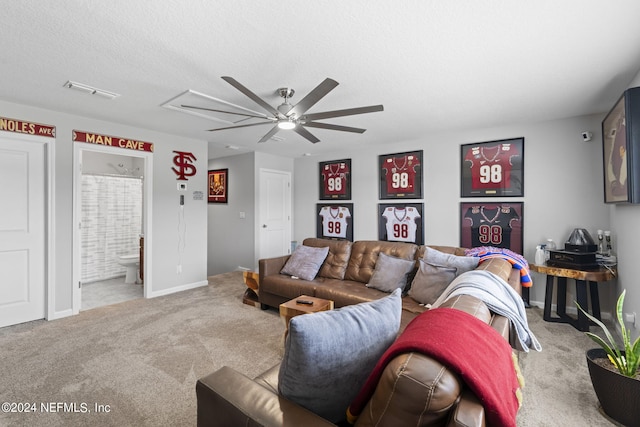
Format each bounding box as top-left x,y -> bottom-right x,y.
278,289 -> 402,423
280,244 -> 330,281
366,252 -> 416,292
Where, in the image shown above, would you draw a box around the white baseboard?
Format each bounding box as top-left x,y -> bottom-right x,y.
47,308 -> 74,321
529,299 -> 611,321
147,280 -> 208,298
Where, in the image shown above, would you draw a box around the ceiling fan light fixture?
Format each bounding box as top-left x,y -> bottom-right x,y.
277,120 -> 296,130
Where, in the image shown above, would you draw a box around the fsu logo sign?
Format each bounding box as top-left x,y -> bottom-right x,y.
172,151 -> 197,180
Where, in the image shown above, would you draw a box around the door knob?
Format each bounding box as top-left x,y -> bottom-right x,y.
262,224 -> 267,228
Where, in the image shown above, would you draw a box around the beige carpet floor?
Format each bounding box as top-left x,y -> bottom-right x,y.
0,271 -> 617,426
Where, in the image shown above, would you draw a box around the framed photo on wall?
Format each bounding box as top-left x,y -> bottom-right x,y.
460,202 -> 523,254
379,150 -> 423,199
208,169 -> 228,203
378,203 -> 424,245
319,158 -> 351,200
316,203 -> 354,241
602,87 -> 640,203
460,137 -> 524,197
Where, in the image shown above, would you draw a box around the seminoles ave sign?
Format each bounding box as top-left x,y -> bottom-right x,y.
0,116 -> 56,138
73,130 -> 154,152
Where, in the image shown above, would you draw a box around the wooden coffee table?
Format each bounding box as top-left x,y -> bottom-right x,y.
279,295 -> 334,333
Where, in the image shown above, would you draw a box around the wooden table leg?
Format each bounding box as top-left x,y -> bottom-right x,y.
589,281 -> 601,320
556,277 -> 567,317
575,279 -> 590,332
543,275 -> 554,321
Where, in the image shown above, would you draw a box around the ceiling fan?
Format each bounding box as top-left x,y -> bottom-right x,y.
182,76 -> 383,143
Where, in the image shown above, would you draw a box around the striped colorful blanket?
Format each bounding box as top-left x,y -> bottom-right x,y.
465,246 -> 532,287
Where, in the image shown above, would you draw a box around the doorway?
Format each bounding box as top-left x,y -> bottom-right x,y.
258,168 -> 292,259
0,133 -> 47,327
73,145 -> 152,313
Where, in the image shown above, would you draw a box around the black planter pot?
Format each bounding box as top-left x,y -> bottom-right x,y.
586,348 -> 640,426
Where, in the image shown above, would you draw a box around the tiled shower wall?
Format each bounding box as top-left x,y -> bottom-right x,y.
81,174 -> 143,283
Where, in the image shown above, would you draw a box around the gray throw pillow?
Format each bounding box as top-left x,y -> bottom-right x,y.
408,248 -> 479,305
366,252 -> 416,292
280,245 -> 330,281
278,289 -> 402,423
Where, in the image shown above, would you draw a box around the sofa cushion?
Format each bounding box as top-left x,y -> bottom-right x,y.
366,252 -> 416,293
278,288 -> 402,423
302,238 -> 352,280
408,247 -> 479,305
345,240 -> 418,284
280,245 -> 329,281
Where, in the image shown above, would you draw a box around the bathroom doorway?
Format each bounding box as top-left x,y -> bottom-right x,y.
73,145 -> 152,312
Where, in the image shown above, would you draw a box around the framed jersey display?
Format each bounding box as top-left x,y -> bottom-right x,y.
379,150 -> 423,199
208,169 -> 228,203
316,203 -> 354,241
378,203 -> 424,245
460,138 -> 524,197
460,202 -> 523,254
319,158 -> 351,200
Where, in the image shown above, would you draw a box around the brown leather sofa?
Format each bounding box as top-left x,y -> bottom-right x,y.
196,238 -> 522,427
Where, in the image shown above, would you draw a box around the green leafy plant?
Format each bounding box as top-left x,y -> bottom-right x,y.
577,289 -> 640,377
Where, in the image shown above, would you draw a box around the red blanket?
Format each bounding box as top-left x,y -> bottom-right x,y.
347,308 -> 520,427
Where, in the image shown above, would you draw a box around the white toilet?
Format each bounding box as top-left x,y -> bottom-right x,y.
118,254 -> 140,284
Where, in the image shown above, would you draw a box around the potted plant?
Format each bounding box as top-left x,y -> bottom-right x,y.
577,289 -> 640,426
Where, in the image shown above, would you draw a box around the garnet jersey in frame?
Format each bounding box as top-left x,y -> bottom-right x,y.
382,206 -> 421,243
321,162 -> 349,197
381,154 -> 420,195
463,205 -> 520,248
464,143 -> 520,190
319,206 -> 351,239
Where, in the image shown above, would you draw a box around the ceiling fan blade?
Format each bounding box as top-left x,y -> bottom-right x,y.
207,121 -> 273,132
258,125 -> 281,143
302,104 -> 384,121
286,78 -> 339,118
221,76 -> 280,117
181,105 -> 268,120
304,122 -> 366,134
293,125 -> 320,143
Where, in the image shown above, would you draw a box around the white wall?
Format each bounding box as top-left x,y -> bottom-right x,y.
293,114 -> 614,312
207,151 -> 294,275
208,152 -> 255,275
0,99 -> 208,319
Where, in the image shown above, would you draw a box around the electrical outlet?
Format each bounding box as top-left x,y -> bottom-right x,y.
625,312 -> 637,328
176,264 -> 182,274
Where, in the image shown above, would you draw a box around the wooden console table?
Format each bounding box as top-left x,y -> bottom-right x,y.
530,264 -> 616,332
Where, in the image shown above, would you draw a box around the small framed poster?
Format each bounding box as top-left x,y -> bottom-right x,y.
319,158 -> 351,200
316,203 -> 354,241
379,150 -> 423,199
460,137 -> 524,197
460,202 -> 523,254
378,203 -> 424,245
208,169 -> 228,203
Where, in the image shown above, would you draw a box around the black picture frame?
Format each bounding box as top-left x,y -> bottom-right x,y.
319,158 -> 351,200
316,203 -> 354,241
460,137 -> 524,197
378,203 -> 424,245
459,202 -> 523,254
208,169 -> 228,203
379,150 -> 423,199
602,86 -> 640,203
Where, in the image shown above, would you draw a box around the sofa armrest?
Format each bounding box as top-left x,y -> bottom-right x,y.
259,255 -> 290,284
446,388 -> 486,427
197,366 -> 336,427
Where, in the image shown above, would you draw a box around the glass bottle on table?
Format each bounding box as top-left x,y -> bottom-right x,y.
544,239 -> 556,261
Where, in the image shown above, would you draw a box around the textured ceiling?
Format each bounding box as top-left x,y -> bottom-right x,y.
3,1 -> 640,158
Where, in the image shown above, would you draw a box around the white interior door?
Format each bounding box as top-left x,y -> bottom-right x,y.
258,169 -> 291,259
0,136 -> 45,328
